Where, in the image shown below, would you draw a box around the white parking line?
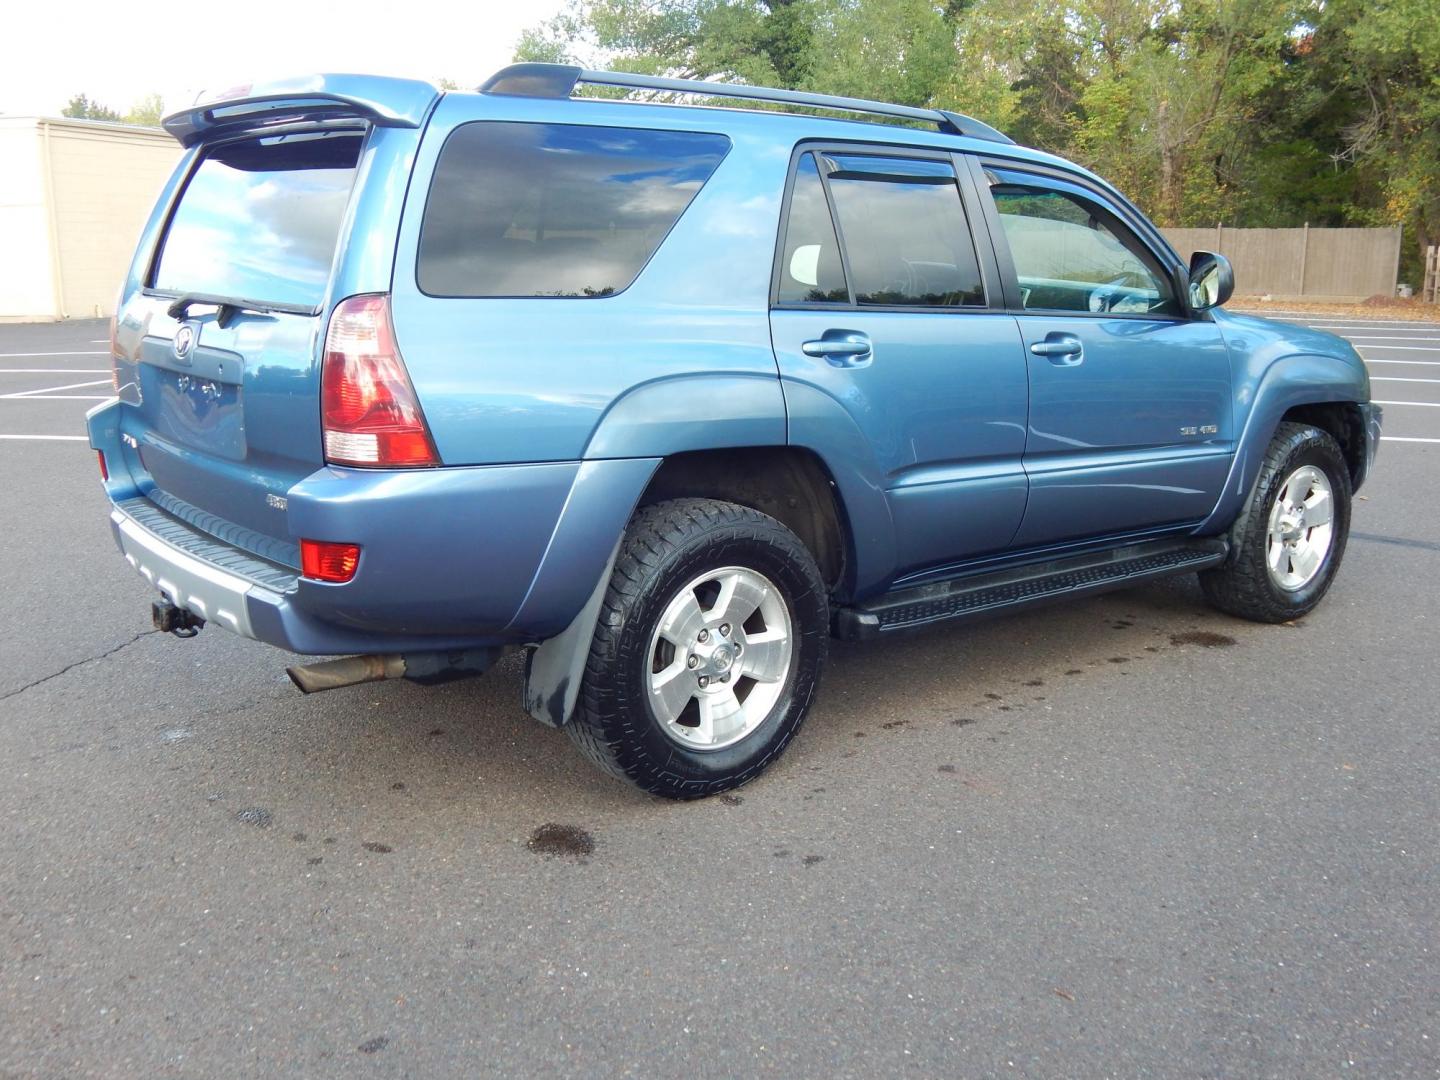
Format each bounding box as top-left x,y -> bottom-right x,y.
0,434 -> 88,441
1366,358 -> 1440,366
0,369 -> 110,374
1371,377 -> 1440,384
1261,316 -> 1440,327
1,395 -> 112,401
1383,436 -> 1440,443
0,379 -> 111,400
1346,336 -> 1440,343
1374,400 -> 1440,407
0,351 -> 107,358
1357,345 -> 1440,352
1298,324 -> 1440,331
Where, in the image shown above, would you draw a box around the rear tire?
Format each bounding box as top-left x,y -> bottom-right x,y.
568,498 -> 829,799
1200,422 -> 1351,623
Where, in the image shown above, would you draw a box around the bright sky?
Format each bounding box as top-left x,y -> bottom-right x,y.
0,0 -> 571,118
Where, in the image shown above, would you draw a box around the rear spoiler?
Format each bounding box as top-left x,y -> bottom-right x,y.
162,74 -> 440,147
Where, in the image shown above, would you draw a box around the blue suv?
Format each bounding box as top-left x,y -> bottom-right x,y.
88,64 -> 1381,797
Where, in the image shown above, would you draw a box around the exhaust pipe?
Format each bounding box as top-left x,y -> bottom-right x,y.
285,647 -> 502,695
286,654 -> 406,694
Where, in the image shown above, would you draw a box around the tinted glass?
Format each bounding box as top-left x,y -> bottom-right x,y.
419,122 -> 730,298
153,132 -> 361,308
990,174 -> 1177,315
823,154 -> 985,307
777,153 -> 848,304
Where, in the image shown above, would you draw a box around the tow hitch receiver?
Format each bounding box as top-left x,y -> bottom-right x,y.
152,599 -> 205,637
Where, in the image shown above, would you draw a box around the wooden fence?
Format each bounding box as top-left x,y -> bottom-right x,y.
1162,225 -> 1403,301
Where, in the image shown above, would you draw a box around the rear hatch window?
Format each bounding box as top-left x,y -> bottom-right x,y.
153,131 -> 363,308
124,130 -> 367,563
417,122 -> 730,298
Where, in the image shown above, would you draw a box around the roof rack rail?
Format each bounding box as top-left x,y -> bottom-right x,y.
476,63 -> 1015,145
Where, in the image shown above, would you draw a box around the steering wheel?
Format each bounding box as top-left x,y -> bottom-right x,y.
1087,275 -> 1132,313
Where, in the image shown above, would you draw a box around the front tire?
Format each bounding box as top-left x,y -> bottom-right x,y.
568,498 -> 829,799
1200,422 -> 1352,623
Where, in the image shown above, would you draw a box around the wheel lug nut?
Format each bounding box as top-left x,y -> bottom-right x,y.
687,655 -> 699,669
698,629 -> 710,644
734,642 -> 742,654
719,623 -> 731,637
698,675 -> 710,688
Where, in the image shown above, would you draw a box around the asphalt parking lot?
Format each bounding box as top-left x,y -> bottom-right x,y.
1,315 -> 1436,1078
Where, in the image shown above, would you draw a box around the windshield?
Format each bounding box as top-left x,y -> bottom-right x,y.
152,131 -> 362,309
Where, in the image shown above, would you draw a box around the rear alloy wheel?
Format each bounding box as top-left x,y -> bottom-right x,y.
568,499 -> 828,799
646,565 -> 795,750
1201,422 -> 1352,623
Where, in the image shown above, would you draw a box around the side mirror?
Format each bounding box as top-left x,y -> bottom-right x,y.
1187,250 -> 1234,311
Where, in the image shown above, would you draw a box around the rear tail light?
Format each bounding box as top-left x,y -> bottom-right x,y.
96,450 -> 109,481
300,539 -> 361,583
321,294 -> 438,467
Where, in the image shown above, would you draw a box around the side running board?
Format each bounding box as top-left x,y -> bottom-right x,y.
833,538 -> 1229,641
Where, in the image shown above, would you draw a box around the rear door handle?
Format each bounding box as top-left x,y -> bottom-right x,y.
802,332 -> 872,366
1029,334 -> 1084,365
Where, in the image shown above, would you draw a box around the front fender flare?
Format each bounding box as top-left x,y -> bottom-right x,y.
1199,352 -> 1368,534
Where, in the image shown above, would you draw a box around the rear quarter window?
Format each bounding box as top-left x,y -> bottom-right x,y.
417,122 -> 731,298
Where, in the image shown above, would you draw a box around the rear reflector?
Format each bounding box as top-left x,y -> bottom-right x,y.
300,539 -> 361,583
321,294 -> 438,468
96,450 -> 109,481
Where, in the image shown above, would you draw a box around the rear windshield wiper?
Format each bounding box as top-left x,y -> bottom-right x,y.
159,292 -> 320,328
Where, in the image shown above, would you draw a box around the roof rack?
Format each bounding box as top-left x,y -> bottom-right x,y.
476,63 -> 1015,145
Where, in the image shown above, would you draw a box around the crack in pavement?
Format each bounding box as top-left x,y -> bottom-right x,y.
0,630 -> 160,704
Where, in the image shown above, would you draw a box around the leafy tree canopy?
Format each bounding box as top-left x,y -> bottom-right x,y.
518,0 -> 1439,280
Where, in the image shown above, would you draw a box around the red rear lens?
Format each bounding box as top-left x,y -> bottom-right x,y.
96,450 -> 109,481
321,294 -> 438,467
300,539 -> 361,583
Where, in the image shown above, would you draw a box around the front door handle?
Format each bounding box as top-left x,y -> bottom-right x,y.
1029,333 -> 1084,365
802,332 -> 872,367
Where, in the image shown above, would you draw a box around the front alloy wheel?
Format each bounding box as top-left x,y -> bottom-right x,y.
1265,464 -> 1335,591
1201,421 -> 1352,623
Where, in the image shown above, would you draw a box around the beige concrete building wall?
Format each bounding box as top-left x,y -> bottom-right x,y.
43,119 -> 181,319
0,119 -> 59,320
0,118 -> 180,321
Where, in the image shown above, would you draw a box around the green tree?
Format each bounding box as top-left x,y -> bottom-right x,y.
1314,0 -> 1440,280
123,93 -> 165,127
61,93 -> 121,122
516,0 -> 1436,268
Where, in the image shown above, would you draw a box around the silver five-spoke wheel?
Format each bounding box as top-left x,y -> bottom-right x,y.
1265,464 -> 1334,591
646,566 -> 794,750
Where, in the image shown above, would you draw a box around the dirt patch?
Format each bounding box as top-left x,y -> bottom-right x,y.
1170,630 -> 1237,648
526,823 -> 594,860
1233,298 -> 1440,323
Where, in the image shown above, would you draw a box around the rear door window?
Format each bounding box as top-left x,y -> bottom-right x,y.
418,122 -> 731,298
777,153 -> 849,304
152,131 -> 362,309
822,153 -> 985,308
